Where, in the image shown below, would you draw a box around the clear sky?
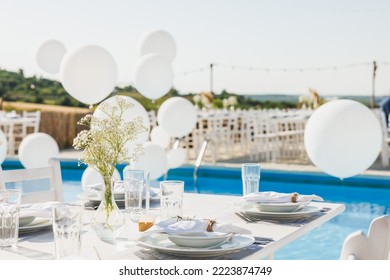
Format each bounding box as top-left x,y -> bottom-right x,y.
1,0 -> 390,96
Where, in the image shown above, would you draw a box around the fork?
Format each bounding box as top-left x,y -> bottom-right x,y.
235,212 -> 305,227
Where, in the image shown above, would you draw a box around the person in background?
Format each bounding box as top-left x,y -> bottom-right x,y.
381,97 -> 390,127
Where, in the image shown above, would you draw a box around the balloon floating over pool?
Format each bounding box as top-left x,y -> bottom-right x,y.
60,45 -> 117,105
131,142 -> 168,180
138,29 -> 177,62
93,95 -> 150,157
304,99 -> 382,179
81,167 -> 121,192
19,133 -> 59,168
36,39 -> 67,74
150,126 -> 171,149
133,53 -> 174,100
167,147 -> 186,169
157,97 -> 197,138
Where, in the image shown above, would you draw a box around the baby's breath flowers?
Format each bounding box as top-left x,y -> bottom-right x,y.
73,96 -> 147,215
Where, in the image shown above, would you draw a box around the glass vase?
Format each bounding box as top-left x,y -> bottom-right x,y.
90,177 -> 125,240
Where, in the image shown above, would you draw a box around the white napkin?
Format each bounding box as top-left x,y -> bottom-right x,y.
243,191 -> 323,203
145,218 -> 251,235
20,201 -> 61,218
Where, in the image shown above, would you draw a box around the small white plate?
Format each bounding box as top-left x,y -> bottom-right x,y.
138,233 -> 254,257
255,202 -> 304,213
243,204 -> 320,219
167,232 -> 233,248
19,218 -> 52,234
19,216 -> 36,227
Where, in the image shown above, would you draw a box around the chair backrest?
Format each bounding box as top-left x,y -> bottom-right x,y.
22,110 -> 41,133
340,215 -> 390,260
0,158 -> 63,204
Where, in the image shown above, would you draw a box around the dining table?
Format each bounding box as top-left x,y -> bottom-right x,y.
0,192 -> 345,260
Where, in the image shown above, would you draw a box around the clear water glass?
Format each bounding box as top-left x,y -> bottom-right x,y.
0,190 -> 21,247
241,163 -> 261,196
160,180 -> 184,220
52,203 -> 83,259
123,169 -> 144,222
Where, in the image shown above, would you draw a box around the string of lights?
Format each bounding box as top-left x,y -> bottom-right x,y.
176,61 -> 390,77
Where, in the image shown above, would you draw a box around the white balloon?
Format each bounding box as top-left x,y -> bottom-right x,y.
167,148 -> 186,169
131,142 -> 168,180
0,130 -> 8,164
150,126 -> 171,149
304,99 -> 382,179
19,133 -> 59,168
157,97 -> 197,138
138,29 -> 177,62
81,167 -> 121,192
36,40 -> 67,74
93,95 -> 150,157
133,54 -> 173,100
60,45 -> 117,105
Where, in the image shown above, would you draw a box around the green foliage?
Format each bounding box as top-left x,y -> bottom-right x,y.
0,68 -> 298,110
0,69 -> 86,108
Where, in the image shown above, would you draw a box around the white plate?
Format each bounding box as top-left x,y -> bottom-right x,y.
138,233 -> 254,257
167,232 -> 233,248
19,218 -> 52,234
19,216 -> 36,227
77,187 -> 160,206
243,204 -> 320,219
255,202 -> 306,213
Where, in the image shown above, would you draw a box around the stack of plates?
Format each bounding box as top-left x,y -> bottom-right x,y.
138,233 -> 254,257
19,216 -> 52,234
242,203 -> 320,220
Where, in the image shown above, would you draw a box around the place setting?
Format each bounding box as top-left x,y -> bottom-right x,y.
18,201 -> 59,235
234,191 -> 326,225
137,216 -> 256,259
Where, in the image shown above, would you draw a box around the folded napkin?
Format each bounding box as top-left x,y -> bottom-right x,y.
243,191 -> 323,203
145,218 -> 251,235
20,201 -> 61,218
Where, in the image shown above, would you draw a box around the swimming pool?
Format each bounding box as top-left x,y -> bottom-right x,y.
3,159 -> 390,260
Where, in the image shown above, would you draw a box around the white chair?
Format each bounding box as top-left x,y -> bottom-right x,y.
339,215 -> 390,260
0,158 -> 63,204
22,110 -> 41,135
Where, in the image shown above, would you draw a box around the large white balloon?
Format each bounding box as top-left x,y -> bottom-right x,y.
157,97 -> 197,138
36,40 -> 67,74
150,126 -> 171,149
167,148 -> 186,169
133,54 -> 173,100
138,29 -> 177,62
131,142 -> 168,180
93,95 -> 150,157
0,130 -> 8,164
19,133 -> 59,168
60,45 -> 117,105
81,167 -> 121,192
304,99 -> 382,179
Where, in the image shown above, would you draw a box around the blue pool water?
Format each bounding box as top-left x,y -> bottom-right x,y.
3,159 -> 390,260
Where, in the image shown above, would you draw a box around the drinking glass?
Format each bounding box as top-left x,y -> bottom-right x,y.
160,180 -> 184,220
52,203 -> 84,259
0,189 -> 21,247
123,169 -> 144,222
241,163 -> 261,196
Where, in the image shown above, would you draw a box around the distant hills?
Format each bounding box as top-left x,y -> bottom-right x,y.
244,94 -> 389,107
